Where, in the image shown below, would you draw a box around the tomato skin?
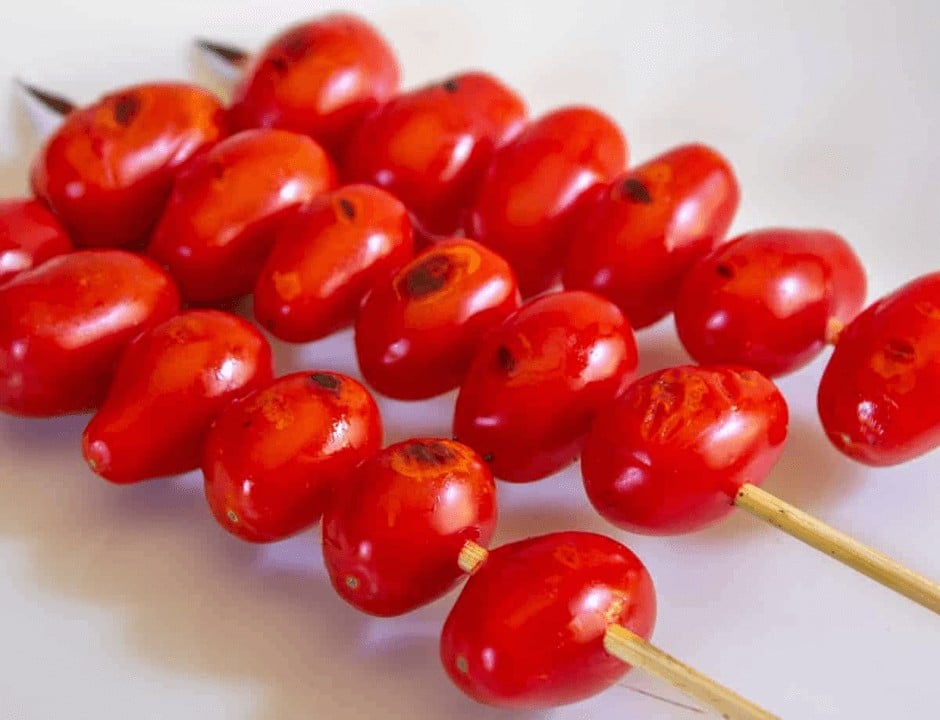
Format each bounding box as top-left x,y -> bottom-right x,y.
440,531 -> 656,708
818,272 -> 940,466
563,144 -> 739,328
82,310 -> 273,484
0,251 -> 180,417
147,129 -> 337,304
253,184 -> 413,342
675,228 -> 867,377
582,365 -> 788,534
31,82 -> 226,249
0,199 -> 73,286
203,371 -> 382,543
453,291 -> 638,483
322,438 -> 496,617
354,239 -> 520,399
228,14 -> 400,156
466,106 -> 627,297
341,71 -> 527,235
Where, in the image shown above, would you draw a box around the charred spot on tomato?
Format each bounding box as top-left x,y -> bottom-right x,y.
226,509 -> 239,524
338,198 -> 356,220
496,345 -> 516,373
402,254 -> 452,298
403,440 -> 457,466
884,338 -> 917,364
344,575 -> 360,591
716,263 -> 735,279
269,56 -> 290,74
280,29 -> 310,60
482,452 -> 494,464
309,372 -> 342,392
113,94 -> 141,127
619,177 -> 652,204
442,77 -> 460,93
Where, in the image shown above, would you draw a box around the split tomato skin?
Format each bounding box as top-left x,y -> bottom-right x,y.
818,272 -> 940,466
441,531 -> 656,709
31,82 -> 226,249
322,439 -> 497,617
563,144 -> 739,328
675,228 -> 867,377
0,199 -> 72,286
582,365 -> 789,535
203,371 -> 382,543
354,238 -> 520,400
0,250 -> 180,417
453,290 -> 638,483
83,310 -> 273,484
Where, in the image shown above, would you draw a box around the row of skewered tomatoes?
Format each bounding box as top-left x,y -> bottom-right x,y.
1,11 -> 939,711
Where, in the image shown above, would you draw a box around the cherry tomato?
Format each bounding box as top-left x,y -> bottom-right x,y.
341,72 -> 527,235
453,290 -> 637,483
0,251 -> 179,417
354,239 -> 520,399
582,365 -> 789,534
203,371 -> 382,543
675,228 -> 867,377
818,272 -> 940,466
466,106 -> 627,297
563,144 -> 739,328
31,82 -> 226,249
83,310 -> 273,484
228,14 -> 399,156
322,438 -> 496,616
147,129 -> 337,304
253,184 -> 413,341
0,199 -> 72,285
440,531 -> 656,708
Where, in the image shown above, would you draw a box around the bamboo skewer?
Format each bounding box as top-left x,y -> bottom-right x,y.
194,39 -> 249,67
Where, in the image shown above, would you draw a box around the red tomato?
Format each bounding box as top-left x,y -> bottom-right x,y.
203,371 -> 382,543
466,106 -> 627,297
254,184 -> 413,341
563,144 -> 739,328
453,291 -> 638,482
322,438 -> 496,616
582,365 -> 789,534
0,199 -> 72,285
354,239 -> 520,399
675,228 -> 867,377
341,72 -> 527,235
147,129 -> 337,304
440,531 -> 656,708
31,82 -> 226,249
0,251 -> 179,417
228,14 -> 399,155
818,272 -> 940,466
83,310 -> 273,484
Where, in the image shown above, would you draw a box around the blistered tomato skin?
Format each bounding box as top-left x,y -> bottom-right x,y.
563,144 -> 739,328
228,14 -> 400,155
582,365 -> 789,535
355,239 -> 520,400
341,72 -> 527,235
147,129 -> 337,304
83,310 -> 273,484
0,251 -> 180,417
675,228 -> 867,377
203,371 -> 382,543
453,291 -> 638,483
323,439 -> 497,617
31,83 -> 226,249
818,272 -> 940,466
254,184 -> 413,342
0,199 -> 72,285
441,531 -> 656,709
467,106 -> 627,297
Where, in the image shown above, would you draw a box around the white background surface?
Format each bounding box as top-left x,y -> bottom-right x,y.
1,1 -> 939,718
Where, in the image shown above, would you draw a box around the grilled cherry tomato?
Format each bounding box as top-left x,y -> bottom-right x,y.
254,184 -> 412,341
441,531 -> 656,708
83,310 -> 273,484
341,72 -> 527,235
31,82 -> 226,249
354,239 -> 520,399
323,438 -> 496,616
147,129 -> 336,304
818,272 -> 940,466
0,251 -> 179,417
453,291 -> 637,483
0,199 -> 72,285
582,365 -> 788,534
466,106 -> 627,297
228,14 -> 399,155
675,228 -> 867,376
563,144 -> 739,328
203,371 -> 382,543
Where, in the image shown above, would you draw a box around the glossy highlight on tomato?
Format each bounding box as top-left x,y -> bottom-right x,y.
0,199 -> 72,285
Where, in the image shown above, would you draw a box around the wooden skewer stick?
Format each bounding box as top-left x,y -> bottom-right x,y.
14,79 -> 76,116
195,39 -> 250,67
